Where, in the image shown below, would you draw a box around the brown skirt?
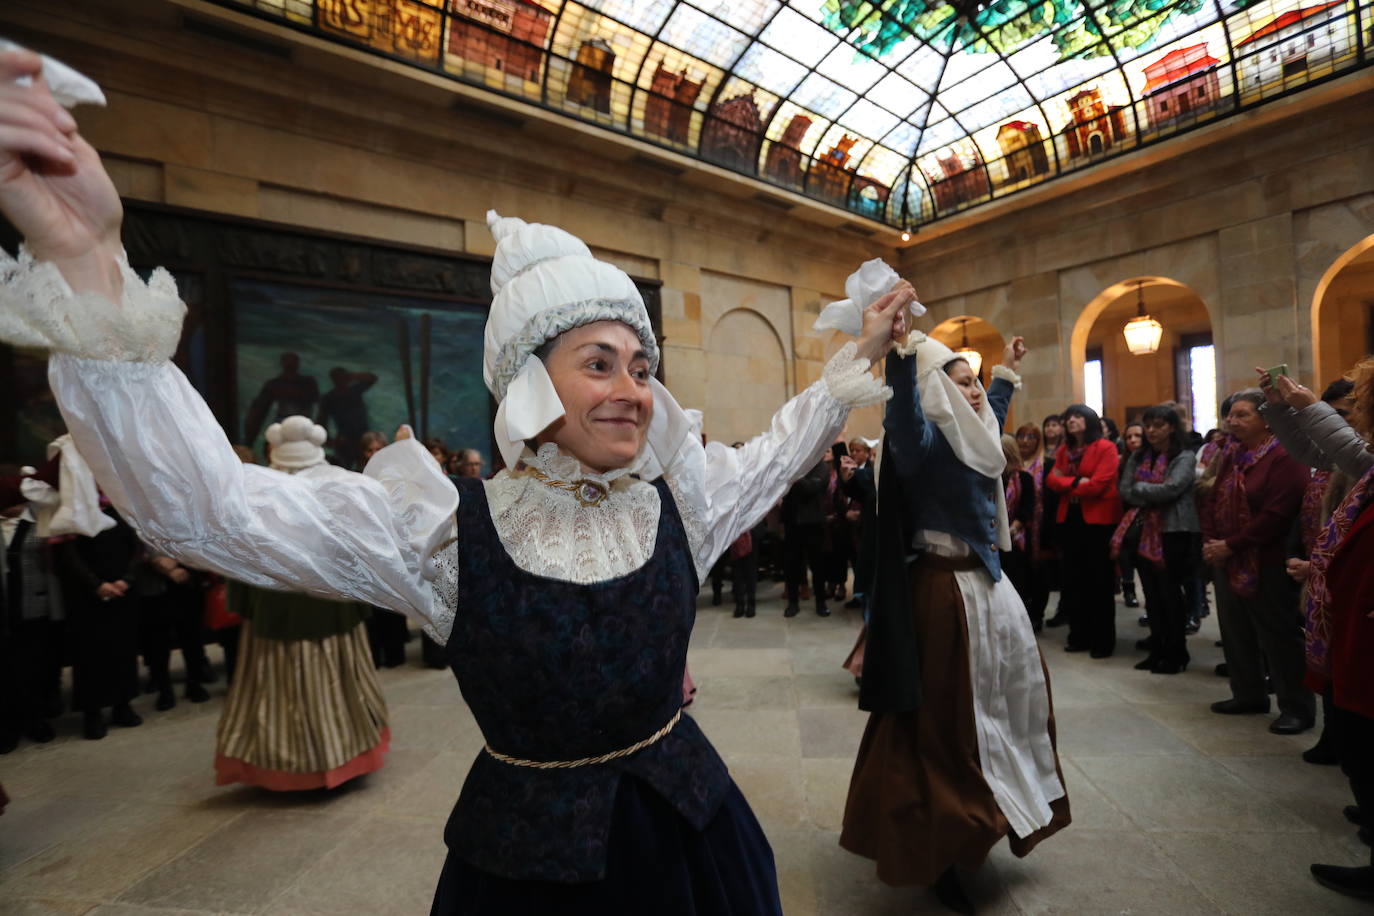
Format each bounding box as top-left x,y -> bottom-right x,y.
839,554 -> 1071,886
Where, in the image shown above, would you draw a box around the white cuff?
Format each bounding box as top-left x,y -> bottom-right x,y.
0,245 -> 186,362
822,341 -> 893,409
991,364 -> 1023,390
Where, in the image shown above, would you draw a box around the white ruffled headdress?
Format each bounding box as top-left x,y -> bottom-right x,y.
483,211 -> 694,477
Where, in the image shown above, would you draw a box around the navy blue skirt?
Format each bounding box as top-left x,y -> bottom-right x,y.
430,776 -> 783,915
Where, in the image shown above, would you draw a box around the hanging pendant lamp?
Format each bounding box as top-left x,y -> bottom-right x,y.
1123,280 -> 1163,356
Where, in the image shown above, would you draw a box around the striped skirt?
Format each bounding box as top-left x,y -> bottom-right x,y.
215,619 -> 390,791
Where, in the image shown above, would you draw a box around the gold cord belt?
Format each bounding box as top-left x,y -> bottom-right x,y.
484,709 -> 682,770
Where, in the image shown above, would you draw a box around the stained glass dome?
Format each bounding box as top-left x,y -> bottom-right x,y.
221,0 -> 1372,228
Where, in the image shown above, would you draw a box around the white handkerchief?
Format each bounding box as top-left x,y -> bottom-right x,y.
2,38 -> 106,108
812,258 -> 926,337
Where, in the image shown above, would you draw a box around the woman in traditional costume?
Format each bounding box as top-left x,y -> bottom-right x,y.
839,330 -> 1070,916
0,46 -> 908,913
214,416 -> 391,791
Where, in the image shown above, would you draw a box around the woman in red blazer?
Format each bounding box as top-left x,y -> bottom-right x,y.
1047,404 -> 1123,657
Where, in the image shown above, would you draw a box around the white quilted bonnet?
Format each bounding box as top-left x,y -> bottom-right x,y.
482,211 -> 691,476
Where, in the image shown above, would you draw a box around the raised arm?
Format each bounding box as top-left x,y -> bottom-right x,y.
666,285 -> 912,577
1257,370 -> 1374,479
0,56 -> 455,630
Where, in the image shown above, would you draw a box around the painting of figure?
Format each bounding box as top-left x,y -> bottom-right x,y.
233,279 -> 488,469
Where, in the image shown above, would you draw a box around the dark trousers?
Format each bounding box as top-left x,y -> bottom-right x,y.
1061,509 -> 1117,653
709,558 -> 730,601
0,618 -> 63,738
214,625 -> 241,685
1333,704 -> 1374,866
732,552 -> 758,610
783,523 -> 825,603
366,607 -> 410,668
1137,532 -> 1198,667
1214,563 -> 1314,719
825,522 -> 852,590
140,588 -> 209,690
71,595 -> 140,713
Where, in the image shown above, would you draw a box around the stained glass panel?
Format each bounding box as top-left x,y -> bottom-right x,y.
208,0 -> 1373,227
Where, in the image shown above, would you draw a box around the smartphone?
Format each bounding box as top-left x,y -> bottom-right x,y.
831,442 -> 849,463
1264,364 -> 1289,386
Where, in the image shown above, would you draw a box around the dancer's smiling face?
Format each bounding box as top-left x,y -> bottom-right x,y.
536,320 -> 654,473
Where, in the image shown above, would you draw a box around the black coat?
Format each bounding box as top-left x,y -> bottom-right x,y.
781,460 -> 829,527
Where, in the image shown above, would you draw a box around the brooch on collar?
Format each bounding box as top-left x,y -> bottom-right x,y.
516,465 -> 610,507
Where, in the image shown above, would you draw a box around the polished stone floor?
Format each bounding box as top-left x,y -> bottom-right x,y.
1,586 -> 1368,916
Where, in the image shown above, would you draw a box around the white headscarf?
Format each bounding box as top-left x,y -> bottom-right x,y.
897,331 -> 1011,551
483,211 -> 694,476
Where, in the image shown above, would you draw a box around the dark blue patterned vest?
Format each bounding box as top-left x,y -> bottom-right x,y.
443,476 -> 730,882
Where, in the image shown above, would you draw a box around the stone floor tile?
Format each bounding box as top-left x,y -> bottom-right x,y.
0,899 -> 98,915
3,802 -> 243,901
684,647 -> 792,677
261,814 -> 448,915
789,643 -> 857,677
991,829 -> 1218,914
727,755 -> 807,832
689,675 -> 796,711
386,704 -> 477,751
793,672 -> 861,708
1152,830 -> 1371,915
801,757 -> 856,832
116,810 -> 359,913
1074,754 -> 1311,833
1212,753 -> 1356,832
0,795 -> 122,877
1138,701 -> 1313,757
1053,704 -> 1198,757
687,708 -> 801,758
1054,758 -> 1133,831
706,619 -> 790,649
84,906 -> 219,916
798,706 -> 869,759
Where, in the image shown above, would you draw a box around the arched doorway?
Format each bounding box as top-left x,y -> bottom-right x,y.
705,308 -> 788,445
929,315 -> 1012,428
1072,278 -> 1217,434
1313,234 -> 1374,386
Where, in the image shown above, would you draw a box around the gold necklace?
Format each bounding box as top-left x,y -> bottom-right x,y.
515,464 -> 610,507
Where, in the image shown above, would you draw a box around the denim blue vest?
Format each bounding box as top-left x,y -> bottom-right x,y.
882,351 -> 1015,581
443,476 -> 729,882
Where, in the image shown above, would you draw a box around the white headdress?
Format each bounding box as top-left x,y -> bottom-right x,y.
266,416 -> 327,471
484,211 -> 693,476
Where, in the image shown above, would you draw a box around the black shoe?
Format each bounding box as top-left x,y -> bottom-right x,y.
155,687 -> 176,711
1064,643 -> 1089,653
816,602 -> 831,617
185,682 -> 210,703
1269,713 -> 1314,735
1134,657 -> 1158,671
1135,638 -> 1152,651
783,602 -> 800,618
1089,648 -> 1113,659
1210,698 -> 1270,715
1310,864 -> 1374,900
844,596 -> 863,610
1152,660 -> 1188,675
83,712 -> 107,741
1137,615 -> 1149,627
1214,663 -> 1229,677
1184,618 -> 1201,635
745,601 -> 756,619
931,867 -> 975,915
1345,805 -> 1365,827
25,719 -> 55,743
1302,742 -> 1339,765
711,590 -> 722,607
1045,614 -> 1068,628
111,703 -> 143,728
733,605 -> 745,619
1123,582 -> 1139,608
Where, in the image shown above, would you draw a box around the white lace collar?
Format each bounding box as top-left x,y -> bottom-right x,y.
522,442 -> 636,487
